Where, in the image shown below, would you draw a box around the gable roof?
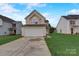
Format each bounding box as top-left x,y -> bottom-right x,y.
0,15 -> 16,23
56,15 -> 79,28
25,10 -> 46,20
62,15 -> 79,19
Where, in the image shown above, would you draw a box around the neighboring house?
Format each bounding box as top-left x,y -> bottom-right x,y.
0,15 -> 22,35
22,10 -> 50,39
56,15 -> 79,34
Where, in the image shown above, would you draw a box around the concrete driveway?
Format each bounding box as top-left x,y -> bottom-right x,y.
0,37 -> 51,56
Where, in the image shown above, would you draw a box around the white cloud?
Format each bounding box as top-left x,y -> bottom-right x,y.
42,13 -> 57,27
0,3 -> 20,13
0,3 -> 26,25
27,3 -> 46,7
0,3 -> 47,25
10,14 -> 26,24
26,3 -> 46,9
67,9 -> 79,15
42,13 -> 52,19
27,3 -> 40,6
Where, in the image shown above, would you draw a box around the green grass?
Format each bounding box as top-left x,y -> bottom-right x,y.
45,32 -> 79,56
0,35 -> 21,45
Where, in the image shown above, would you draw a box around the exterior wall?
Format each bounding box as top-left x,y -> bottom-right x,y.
71,19 -> 79,34
56,17 -> 70,34
26,12 -> 45,24
0,20 -> 22,35
74,27 -> 79,34
75,19 -> 79,25
56,18 -> 79,34
67,20 -> 71,34
16,21 -> 22,34
0,21 -> 12,35
0,19 -> 3,26
22,26 -> 46,37
46,22 -> 50,34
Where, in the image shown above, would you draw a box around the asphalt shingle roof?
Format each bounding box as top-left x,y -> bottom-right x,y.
62,15 -> 79,19
0,15 -> 15,23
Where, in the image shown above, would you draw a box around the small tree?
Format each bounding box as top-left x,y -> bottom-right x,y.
49,26 -> 56,33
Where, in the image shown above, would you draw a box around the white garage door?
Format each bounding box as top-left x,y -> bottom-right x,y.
22,26 -> 46,37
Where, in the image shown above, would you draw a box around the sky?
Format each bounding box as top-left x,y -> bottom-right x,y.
0,3 -> 79,27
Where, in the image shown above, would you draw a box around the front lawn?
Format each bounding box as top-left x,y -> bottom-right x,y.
0,35 -> 21,45
45,32 -> 79,56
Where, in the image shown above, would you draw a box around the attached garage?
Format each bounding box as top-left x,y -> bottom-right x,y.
22,25 -> 47,39
21,10 -> 50,39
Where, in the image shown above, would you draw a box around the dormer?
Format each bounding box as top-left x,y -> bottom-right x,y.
25,10 -> 46,25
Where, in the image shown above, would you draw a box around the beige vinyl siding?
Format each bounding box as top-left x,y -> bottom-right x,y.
16,22 -> 22,34
56,17 -> 70,34
0,22 -> 12,35
26,12 -> 45,24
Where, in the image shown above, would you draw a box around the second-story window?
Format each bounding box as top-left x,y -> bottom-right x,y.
12,24 -> 16,27
31,19 -> 38,24
31,16 -> 39,24
70,20 -> 75,25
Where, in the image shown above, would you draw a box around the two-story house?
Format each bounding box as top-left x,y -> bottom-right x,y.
22,10 -> 50,39
56,15 -> 79,34
0,15 -> 22,35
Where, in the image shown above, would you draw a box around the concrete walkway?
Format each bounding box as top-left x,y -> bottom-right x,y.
0,37 -> 51,56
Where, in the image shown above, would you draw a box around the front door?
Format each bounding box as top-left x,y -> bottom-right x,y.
14,30 -> 16,34
71,28 -> 73,34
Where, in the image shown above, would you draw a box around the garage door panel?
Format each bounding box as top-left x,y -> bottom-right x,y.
22,26 -> 46,36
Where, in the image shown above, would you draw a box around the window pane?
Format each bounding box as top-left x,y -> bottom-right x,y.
32,19 -> 38,24
70,21 -> 75,25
